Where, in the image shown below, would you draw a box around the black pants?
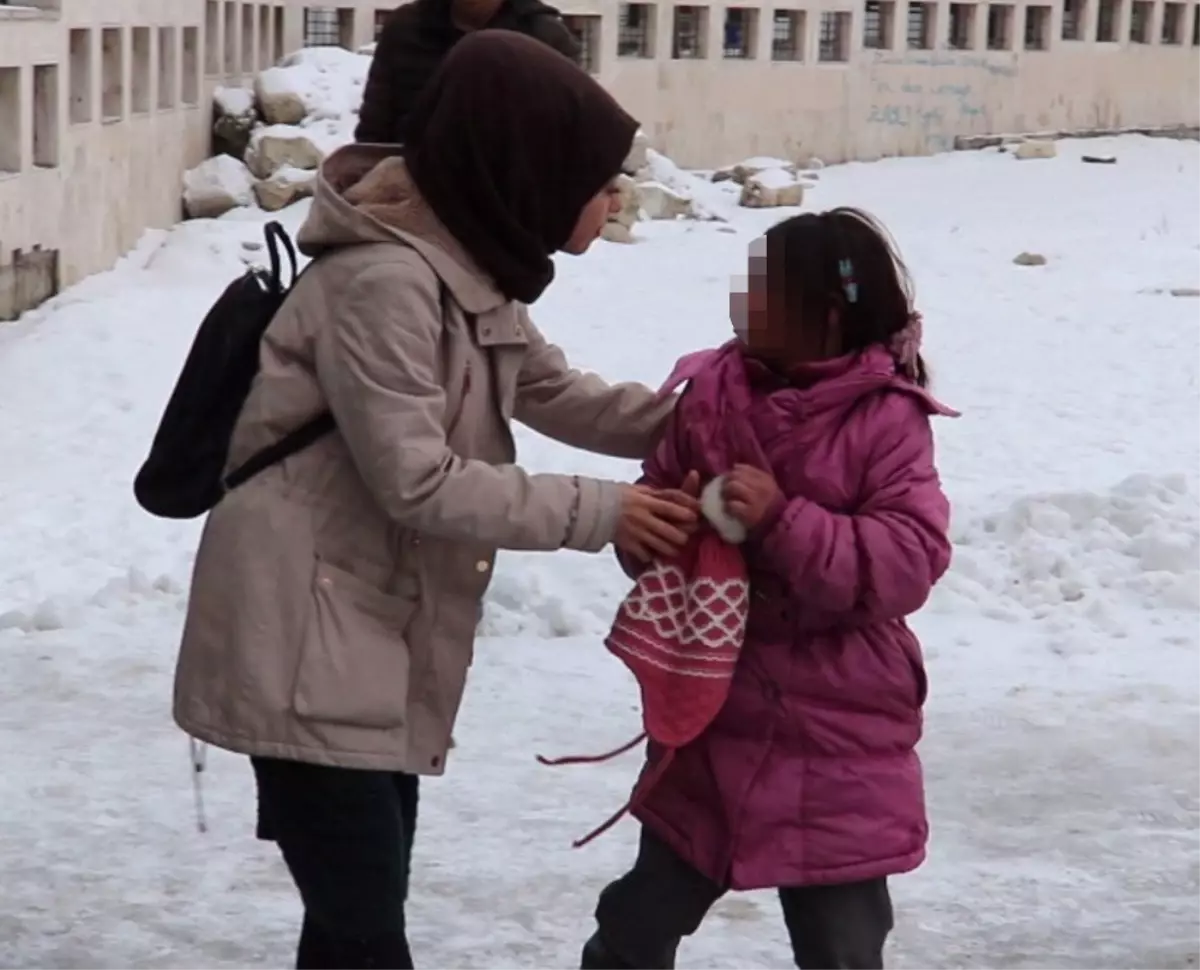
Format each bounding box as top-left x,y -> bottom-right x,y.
252,757 -> 420,970
582,829 -> 894,970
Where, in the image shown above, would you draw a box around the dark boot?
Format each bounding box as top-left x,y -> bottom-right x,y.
581,933 -> 634,969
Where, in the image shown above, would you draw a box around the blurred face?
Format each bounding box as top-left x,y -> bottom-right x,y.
562,179 -> 624,255
729,234 -> 841,364
729,236 -> 780,355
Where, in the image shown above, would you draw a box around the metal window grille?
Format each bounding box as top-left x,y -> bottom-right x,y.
818,10 -> 848,59
618,3 -> 653,56
771,10 -> 803,58
673,6 -> 706,57
304,7 -> 340,46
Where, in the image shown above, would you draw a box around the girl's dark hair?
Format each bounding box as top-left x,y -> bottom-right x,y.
763,207 -> 928,387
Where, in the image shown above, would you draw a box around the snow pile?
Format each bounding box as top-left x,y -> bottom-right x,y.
181,154 -> 256,219
263,46 -> 369,131
942,474 -> 1200,627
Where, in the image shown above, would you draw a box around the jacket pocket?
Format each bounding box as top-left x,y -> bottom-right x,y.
292,559 -> 417,730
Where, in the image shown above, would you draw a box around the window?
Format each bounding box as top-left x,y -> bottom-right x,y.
1193,2 -> 1199,42
1061,0 -> 1085,37
258,6 -> 271,68
32,64 -> 59,168
724,7 -> 759,56
205,1 -> 220,75
771,9 -> 805,57
68,27 -> 93,123
986,2 -> 1013,46
1162,1 -> 1184,40
949,2 -> 975,45
182,26 -> 200,104
863,0 -> 895,47
672,6 -> 709,57
242,4 -> 255,71
564,15 -> 602,72
1023,4 -> 1050,46
101,27 -> 124,121
0,68 -> 18,174
159,27 -> 178,108
1096,0 -> 1119,37
224,1 -> 237,73
1129,0 -> 1151,39
131,26 -> 150,113
818,10 -> 850,59
374,9 -> 390,38
618,3 -> 656,56
337,8 -> 356,47
273,7 -> 285,60
906,1 -> 935,46
304,6 -> 339,44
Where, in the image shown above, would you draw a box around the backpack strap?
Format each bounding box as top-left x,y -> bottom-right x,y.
222,275 -> 454,495
264,221 -> 299,297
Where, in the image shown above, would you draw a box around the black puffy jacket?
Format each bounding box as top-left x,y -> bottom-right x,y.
355,0 -> 582,144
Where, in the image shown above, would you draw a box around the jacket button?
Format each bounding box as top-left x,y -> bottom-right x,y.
475,560 -> 489,573
431,755 -> 441,769
515,325 -> 524,337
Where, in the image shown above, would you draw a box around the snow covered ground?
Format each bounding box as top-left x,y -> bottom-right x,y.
0,134 -> 1197,969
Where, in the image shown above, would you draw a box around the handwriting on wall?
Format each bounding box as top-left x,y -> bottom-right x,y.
863,50 -> 1018,153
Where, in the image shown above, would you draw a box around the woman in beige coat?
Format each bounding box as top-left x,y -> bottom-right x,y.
173,31 -> 696,970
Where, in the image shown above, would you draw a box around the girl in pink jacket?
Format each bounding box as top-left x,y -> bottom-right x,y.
580,208 -> 957,969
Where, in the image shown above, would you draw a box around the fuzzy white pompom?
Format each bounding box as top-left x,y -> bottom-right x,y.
700,475 -> 747,544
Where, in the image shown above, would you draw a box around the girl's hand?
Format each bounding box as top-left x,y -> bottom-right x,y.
722,464 -> 783,530
615,483 -> 700,562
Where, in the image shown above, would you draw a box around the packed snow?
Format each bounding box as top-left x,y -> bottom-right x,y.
0,134 -> 1197,969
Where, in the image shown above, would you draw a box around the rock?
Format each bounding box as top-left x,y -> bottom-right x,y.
212,86 -> 259,160
254,66 -> 308,125
246,124 -> 326,179
637,181 -> 694,220
254,164 -> 317,212
1169,287 -> 1200,297
1013,251 -> 1047,266
183,155 -> 257,219
1082,154 -> 1117,164
609,174 -> 641,230
1013,139 -> 1057,160
716,156 -> 799,185
623,129 -> 650,175
600,221 -> 636,244
739,168 -> 805,208
799,156 -> 825,170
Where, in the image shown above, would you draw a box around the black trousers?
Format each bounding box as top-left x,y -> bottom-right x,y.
252,757 -> 420,970
582,828 -> 894,970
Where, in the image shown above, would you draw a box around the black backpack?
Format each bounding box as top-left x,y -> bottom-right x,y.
133,222 -> 335,519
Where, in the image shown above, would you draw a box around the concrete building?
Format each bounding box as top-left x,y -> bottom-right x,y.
0,0 -> 1197,317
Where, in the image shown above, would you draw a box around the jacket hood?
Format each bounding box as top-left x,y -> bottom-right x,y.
295,143 -> 506,315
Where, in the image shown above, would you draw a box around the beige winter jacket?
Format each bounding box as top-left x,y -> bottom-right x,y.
173,144 -> 672,774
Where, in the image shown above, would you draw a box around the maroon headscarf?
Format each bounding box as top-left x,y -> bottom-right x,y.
402,31 -> 638,303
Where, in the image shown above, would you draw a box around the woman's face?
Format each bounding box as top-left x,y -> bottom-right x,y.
562,180 -> 624,255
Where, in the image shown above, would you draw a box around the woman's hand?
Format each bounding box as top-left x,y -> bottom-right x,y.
722,464 -> 783,530
615,478 -> 700,562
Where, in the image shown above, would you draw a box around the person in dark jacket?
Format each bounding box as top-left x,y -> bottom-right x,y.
355,0 -> 581,144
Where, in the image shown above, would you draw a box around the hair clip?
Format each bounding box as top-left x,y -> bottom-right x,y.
837,258 -> 859,304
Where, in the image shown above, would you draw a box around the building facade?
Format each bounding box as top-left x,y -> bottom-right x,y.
0,0 -> 1197,316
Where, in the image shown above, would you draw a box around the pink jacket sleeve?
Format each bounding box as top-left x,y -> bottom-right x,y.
753,395 -> 952,621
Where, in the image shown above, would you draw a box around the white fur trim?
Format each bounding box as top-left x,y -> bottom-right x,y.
700,475 -> 748,544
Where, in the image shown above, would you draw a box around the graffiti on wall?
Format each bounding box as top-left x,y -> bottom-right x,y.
864,50 -> 1018,152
